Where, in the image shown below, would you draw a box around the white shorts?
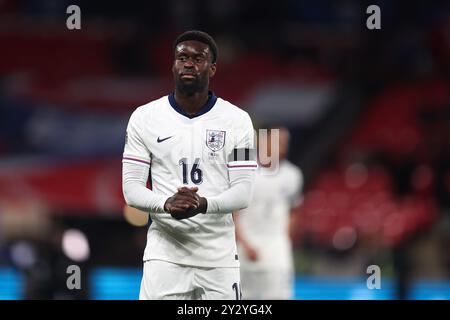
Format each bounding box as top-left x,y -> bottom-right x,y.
240,268 -> 294,300
139,260 -> 241,300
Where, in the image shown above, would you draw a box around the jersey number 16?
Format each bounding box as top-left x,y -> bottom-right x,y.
179,158 -> 203,185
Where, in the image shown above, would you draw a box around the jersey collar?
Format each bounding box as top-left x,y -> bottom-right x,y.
168,91 -> 217,119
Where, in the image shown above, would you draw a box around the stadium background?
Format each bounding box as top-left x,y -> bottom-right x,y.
0,0 -> 449,300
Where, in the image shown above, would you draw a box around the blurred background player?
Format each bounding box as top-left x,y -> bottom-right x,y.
234,127 -> 303,300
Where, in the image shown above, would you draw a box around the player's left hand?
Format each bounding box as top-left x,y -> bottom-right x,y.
170,187 -> 208,220
164,187 -> 199,214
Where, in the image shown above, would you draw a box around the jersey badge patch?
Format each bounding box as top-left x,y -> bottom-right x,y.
206,130 -> 226,152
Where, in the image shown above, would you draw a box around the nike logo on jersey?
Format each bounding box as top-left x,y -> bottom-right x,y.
157,136 -> 173,143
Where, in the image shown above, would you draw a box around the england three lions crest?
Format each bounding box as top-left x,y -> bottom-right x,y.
206,130 -> 226,152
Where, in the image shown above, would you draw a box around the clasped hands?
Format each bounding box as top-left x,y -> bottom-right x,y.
164,187 -> 207,220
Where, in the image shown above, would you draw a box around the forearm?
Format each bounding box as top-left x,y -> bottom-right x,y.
288,207 -> 301,241
122,162 -> 168,213
205,170 -> 255,214
233,212 -> 251,247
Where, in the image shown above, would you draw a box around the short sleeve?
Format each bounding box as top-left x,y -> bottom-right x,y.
122,108 -> 151,167
227,113 -> 258,171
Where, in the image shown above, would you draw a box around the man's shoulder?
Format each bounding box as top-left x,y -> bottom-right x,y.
130,95 -> 168,119
215,97 -> 251,122
135,95 -> 168,112
281,160 -> 302,177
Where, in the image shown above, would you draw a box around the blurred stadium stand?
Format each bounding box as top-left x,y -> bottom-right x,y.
0,0 -> 449,299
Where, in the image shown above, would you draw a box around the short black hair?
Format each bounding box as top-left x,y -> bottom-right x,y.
173,30 -> 218,63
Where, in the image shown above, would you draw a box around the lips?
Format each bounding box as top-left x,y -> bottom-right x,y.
180,73 -> 196,79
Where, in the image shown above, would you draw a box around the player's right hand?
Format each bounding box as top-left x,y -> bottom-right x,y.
164,192 -> 199,213
164,187 -> 203,220
166,187 -> 209,220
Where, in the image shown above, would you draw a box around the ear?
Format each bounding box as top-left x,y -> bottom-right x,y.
209,63 -> 217,78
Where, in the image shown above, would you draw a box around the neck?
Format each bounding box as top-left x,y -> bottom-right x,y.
174,88 -> 209,115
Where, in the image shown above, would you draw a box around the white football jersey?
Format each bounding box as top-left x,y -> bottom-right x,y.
238,160 -> 303,270
123,92 -> 257,268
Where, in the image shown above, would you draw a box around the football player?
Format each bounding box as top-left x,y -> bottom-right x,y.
122,31 -> 257,300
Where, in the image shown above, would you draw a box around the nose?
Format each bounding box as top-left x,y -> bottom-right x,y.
183,58 -> 194,68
